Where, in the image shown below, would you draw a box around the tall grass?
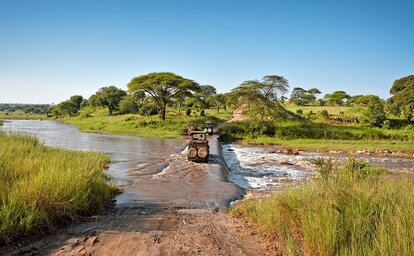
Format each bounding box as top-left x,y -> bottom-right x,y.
232,159 -> 414,255
0,132 -> 116,244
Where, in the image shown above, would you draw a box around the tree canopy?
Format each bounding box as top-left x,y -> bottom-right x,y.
387,75 -> 414,122
127,72 -> 200,120
232,75 -> 289,122
324,91 -> 350,106
89,86 -> 127,115
290,87 -> 320,105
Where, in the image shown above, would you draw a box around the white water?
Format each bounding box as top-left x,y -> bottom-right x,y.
222,144 -> 316,192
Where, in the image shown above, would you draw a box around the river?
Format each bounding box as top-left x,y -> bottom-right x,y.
1,120 -> 241,209
2,120 -> 413,206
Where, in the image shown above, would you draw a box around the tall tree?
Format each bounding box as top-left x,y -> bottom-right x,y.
127,72 -> 200,120
290,87 -> 318,105
206,93 -> 226,113
199,85 -> 217,100
232,75 -> 289,122
307,88 -> 321,95
290,87 -> 307,105
52,100 -> 78,117
324,91 -> 350,106
69,95 -> 84,110
387,75 -> 414,123
89,86 -> 127,115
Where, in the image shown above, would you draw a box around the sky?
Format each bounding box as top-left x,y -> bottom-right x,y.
0,0 -> 413,104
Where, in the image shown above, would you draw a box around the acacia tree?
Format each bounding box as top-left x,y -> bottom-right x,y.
324,91 -> 350,106
89,86 -> 127,115
232,75 -> 289,122
206,93 -> 226,113
127,72 -> 200,120
387,75 -> 414,123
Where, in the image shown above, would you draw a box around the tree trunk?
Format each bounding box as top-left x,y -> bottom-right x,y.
161,103 -> 166,121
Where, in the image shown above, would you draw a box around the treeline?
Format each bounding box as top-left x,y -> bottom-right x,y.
288,88 -> 386,107
0,103 -> 51,115
50,72 -> 413,128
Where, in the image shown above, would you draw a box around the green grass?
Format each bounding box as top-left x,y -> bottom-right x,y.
219,120 -> 414,154
0,111 -> 47,120
284,104 -> 365,117
231,159 -> 414,255
240,137 -> 414,154
60,108 -> 229,138
0,132 -> 116,244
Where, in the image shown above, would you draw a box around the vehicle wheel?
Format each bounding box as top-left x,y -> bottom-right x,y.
198,147 -> 208,159
188,147 -> 197,158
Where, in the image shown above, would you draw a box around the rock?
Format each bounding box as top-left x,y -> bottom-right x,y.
283,148 -> 299,155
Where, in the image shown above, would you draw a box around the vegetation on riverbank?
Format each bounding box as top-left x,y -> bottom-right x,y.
0,111 -> 46,120
239,137 -> 414,155
59,108 -> 226,138
232,159 -> 414,255
219,119 -> 414,154
0,133 -> 116,244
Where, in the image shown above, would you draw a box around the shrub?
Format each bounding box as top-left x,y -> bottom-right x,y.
185,108 -> 191,116
139,104 -> 160,116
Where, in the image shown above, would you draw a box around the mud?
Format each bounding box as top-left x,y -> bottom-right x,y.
3,208 -> 268,256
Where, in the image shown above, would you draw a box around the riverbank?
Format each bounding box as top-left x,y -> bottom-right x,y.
0,133 -> 117,244
237,137 -> 414,157
218,120 -> 414,156
231,158 -> 414,255
60,113 -> 224,138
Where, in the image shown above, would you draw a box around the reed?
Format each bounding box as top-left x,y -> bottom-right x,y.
232,158 -> 414,255
0,132 -> 116,244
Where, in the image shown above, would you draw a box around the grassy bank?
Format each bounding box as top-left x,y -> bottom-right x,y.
0,133 -> 116,244
219,120 -> 414,154
240,137 -> 414,155
0,111 -> 46,120
284,104 -> 365,118
232,159 -> 414,255
60,110 -> 226,138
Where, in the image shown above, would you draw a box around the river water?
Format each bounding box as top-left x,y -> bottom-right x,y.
1,120 -> 242,209
2,120 -> 413,206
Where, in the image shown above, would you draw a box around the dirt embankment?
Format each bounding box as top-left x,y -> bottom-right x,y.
4,208 -> 269,256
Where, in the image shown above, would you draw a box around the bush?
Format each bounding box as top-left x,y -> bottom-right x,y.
200,109 -> 205,116
185,108 -> 191,116
139,104 -> 160,116
365,100 -> 386,127
119,96 -> 138,114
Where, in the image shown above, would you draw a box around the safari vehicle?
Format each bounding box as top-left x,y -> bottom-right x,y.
187,124 -> 210,163
204,121 -> 214,135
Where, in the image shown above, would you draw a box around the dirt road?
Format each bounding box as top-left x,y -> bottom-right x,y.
5,207 -> 267,256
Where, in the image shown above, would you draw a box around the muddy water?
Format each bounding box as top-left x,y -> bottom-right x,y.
1,120 -> 241,209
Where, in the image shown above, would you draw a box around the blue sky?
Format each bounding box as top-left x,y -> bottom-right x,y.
0,0 -> 413,104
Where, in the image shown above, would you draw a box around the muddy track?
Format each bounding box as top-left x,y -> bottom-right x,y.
4,207 -> 266,256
